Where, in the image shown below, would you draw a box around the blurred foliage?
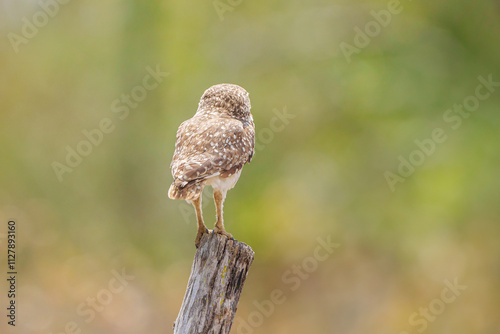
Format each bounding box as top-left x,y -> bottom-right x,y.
1,0 -> 500,333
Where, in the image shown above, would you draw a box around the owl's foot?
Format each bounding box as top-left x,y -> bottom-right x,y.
195,227 -> 211,248
213,226 -> 234,240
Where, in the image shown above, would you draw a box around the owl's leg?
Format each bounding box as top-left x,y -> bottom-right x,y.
213,190 -> 233,239
192,196 -> 210,248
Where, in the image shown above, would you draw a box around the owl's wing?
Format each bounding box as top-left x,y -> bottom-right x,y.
171,115 -> 254,185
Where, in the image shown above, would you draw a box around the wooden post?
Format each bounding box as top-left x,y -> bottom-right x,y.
174,233 -> 255,334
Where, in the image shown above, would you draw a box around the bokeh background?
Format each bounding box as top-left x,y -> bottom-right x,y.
1,0 -> 500,333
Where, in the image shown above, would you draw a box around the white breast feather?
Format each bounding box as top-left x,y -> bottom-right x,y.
206,169 -> 242,194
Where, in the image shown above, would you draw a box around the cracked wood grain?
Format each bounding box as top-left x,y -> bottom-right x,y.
174,233 -> 255,334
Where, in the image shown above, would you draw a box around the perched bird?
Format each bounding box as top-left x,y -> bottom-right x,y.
168,84 -> 255,247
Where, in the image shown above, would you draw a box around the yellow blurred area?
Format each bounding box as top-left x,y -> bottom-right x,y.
1,0 -> 500,333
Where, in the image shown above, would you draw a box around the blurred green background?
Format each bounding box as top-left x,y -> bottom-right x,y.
1,0 -> 500,333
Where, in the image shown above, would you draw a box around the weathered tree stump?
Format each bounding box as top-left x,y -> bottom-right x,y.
173,233 -> 255,334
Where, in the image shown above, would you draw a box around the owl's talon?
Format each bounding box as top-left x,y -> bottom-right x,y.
195,227 -> 211,248
213,226 -> 233,240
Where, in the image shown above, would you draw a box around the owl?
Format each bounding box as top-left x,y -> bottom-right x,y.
168,84 -> 255,247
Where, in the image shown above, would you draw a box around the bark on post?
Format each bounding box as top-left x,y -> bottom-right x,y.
174,232 -> 255,334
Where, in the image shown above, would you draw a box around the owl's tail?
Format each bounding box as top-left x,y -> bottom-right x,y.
168,179 -> 204,201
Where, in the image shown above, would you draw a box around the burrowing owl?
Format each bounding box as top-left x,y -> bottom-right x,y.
168,84 -> 255,247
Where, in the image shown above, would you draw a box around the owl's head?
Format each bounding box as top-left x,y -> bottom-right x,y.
197,84 -> 252,122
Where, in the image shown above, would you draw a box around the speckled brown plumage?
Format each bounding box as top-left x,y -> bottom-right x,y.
168,83 -> 255,247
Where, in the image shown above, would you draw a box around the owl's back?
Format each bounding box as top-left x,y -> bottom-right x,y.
169,112 -> 254,201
